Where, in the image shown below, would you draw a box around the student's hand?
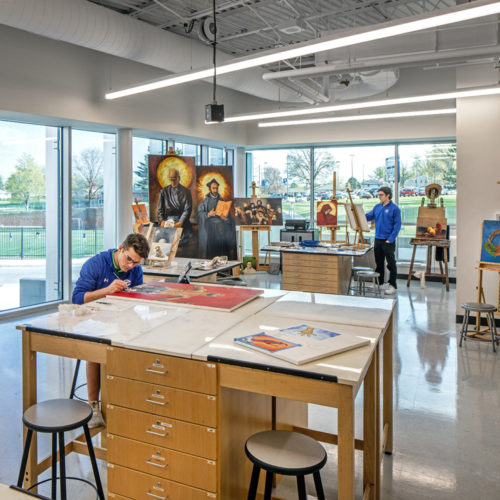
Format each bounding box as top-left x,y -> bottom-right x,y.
106,279 -> 129,294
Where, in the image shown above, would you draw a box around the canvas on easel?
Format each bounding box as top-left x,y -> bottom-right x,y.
146,226 -> 183,268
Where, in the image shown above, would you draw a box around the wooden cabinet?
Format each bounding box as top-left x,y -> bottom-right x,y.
281,252 -> 352,294
107,346 -> 219,499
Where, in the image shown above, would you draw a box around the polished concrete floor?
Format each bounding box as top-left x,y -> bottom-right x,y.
1,277 -> 499,499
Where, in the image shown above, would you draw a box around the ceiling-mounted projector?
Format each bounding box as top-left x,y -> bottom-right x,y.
205,102 -> 225,123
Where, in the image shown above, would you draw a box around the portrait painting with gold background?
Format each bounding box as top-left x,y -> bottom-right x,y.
148,154 -> 197,224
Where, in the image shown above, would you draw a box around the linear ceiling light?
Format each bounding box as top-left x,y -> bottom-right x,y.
106,0 -> 500,100
258,108 -> 457,127
222,86 -> 500,123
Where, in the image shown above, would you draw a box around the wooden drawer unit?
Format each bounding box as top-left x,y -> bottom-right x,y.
108,493 -> 133,500
107,346 -> 217,395
108,434 -> 217,492
108,464 -> 217,500
107,405 -> 217,459
107,376 -> 217,427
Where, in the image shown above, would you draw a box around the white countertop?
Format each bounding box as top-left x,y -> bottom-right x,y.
20,287 -> 392,385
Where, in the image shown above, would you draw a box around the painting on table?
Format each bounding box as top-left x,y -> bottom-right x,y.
109,281 -> 263,312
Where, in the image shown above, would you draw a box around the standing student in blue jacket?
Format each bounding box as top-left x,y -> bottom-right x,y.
72,233 -> 150,427
365,187 -> 402,296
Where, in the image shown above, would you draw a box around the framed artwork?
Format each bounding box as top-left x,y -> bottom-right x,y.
233,197 -> 283,226
316,201 -> 338,226
480,220 -> 500,264
196,166 -> 237,260
148,152 -> 197,257
148,226 -> 183,264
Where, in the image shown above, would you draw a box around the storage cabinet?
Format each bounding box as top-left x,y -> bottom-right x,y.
107,346 -> 219,498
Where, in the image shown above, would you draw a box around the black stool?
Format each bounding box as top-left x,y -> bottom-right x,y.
459,302 -> 499,352
17,399 -> 105,500
245,430 -> 326,500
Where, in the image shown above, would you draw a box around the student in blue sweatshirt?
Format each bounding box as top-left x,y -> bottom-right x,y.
72,233 -> 150,427
366,187 -> 402,295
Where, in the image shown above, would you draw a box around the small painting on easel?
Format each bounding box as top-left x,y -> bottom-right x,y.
233,198 -> 283,226
132,202 -> 149,224
316,201 -> 337,226
416,217 -> 447,239
480,220 -> 500,264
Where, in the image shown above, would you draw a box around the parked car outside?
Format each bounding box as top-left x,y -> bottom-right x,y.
358,190 -> 373,198
400,187 -> 416,196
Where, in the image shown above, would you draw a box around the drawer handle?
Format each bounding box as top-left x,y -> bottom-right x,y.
146,492 -> 168,500
146,429 -> 168,437
146,459 -> 168,469
146,398 -> 167,406
146,367 -> 168,375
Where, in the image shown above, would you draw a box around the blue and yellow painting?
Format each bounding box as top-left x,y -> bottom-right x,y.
480,220 -> 500,264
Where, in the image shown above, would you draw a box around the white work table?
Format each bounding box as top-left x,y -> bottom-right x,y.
18,288 -> 393,500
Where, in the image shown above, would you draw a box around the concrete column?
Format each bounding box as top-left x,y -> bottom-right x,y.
234,146 -> 247,197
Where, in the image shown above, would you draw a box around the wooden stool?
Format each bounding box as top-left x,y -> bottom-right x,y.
17,399 -> 105,500
459,302 -> 499,352
245,430 -> 326,500
356,270 -> 380,297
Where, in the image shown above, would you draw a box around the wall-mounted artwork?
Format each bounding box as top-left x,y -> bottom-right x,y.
480,220 -> 500,264
233,198 -> 283,226
148,153 -> 197,256
316,201 -> 338,226
196,166 -> 237,260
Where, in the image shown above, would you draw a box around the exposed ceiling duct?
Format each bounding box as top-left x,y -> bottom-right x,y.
0,0 -> 305,103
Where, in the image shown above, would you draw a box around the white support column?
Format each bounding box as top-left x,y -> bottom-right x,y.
115,129 -> 133,245
234,147 -> 246,197
61,127 -> 72,301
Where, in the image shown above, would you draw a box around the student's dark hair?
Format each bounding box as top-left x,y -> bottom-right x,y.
122,233 -> 150,259
378,186 -> 392,199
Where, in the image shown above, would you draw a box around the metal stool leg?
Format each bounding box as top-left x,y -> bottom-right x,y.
17,429 -> 33,488
247,464 -> 260,500
51,433 -> 57,499
58,432 -> 67,500
264,471 -> 273,500
69,359 -> 81,399
83,424 -> 105,500
486,312 -> 496,353
297,475 -> 307,500
313,471 -> 325,500
460,310 -> 470,346
459,310 -> 467,347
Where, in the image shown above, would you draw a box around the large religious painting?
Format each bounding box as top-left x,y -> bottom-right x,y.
233,197 -> 283,226
196,166 -> 237,260
110,281 -> 263,312
316,201 -> 338,226
148,153 -> 197,256
480,220 -> 500,264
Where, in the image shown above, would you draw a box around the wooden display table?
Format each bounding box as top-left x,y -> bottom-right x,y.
18,290 -> 394,500
406,238 -> 450,291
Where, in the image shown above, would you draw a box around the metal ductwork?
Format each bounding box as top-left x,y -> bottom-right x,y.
0,0 -> 305,103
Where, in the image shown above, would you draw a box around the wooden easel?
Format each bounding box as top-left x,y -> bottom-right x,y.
319,172 -> 348,244
239,181 -> 270,271
344,189 -> 370,249
406,238 -> 450,291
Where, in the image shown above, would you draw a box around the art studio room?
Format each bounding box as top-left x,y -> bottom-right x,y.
1,1 -> 500,499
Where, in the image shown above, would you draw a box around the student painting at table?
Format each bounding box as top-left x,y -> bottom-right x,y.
72,233 -> 150,427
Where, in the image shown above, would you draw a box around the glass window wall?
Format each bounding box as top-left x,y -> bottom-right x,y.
0,121 -> 62,312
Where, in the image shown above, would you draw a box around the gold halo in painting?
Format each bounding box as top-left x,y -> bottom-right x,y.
156,156 -> 192,188
197,172 -> 231,201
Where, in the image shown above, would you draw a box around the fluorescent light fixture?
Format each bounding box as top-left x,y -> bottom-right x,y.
224,86 -> 500,123
106,0 -> 500,100
258,108 -> 456,127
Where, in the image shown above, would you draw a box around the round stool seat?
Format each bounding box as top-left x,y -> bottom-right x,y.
245,430 -> 326,476
352,266 -> 373,273
357,271 -> 380,280
461,302 -> 497,313
23,399 -> 92,433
